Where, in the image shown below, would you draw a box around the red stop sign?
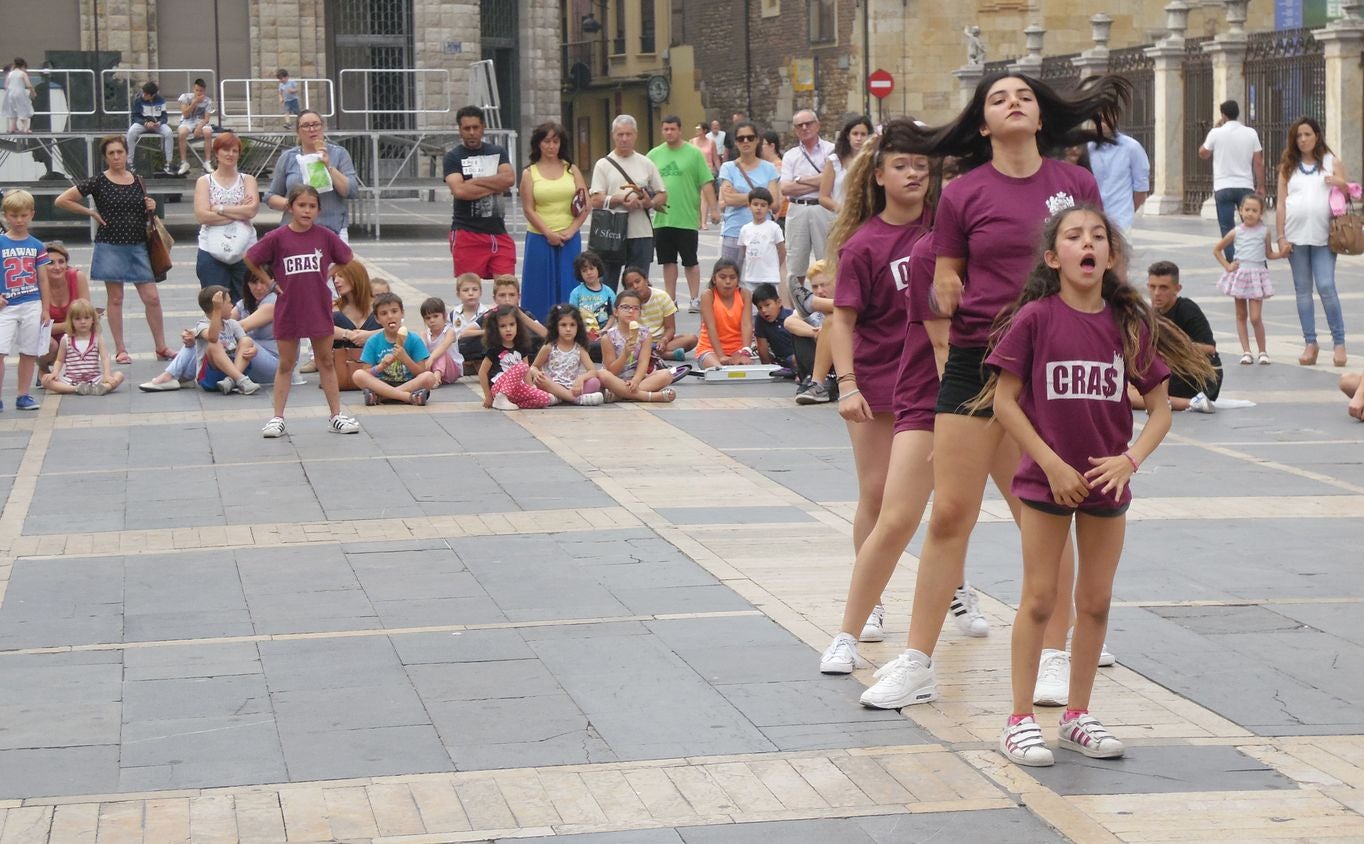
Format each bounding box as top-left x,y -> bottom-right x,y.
867,68 -> 894,99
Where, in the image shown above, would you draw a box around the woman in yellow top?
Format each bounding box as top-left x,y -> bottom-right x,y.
520,122 -> 591,321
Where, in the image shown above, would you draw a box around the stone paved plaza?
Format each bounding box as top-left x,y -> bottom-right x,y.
0,213 -> 1360,843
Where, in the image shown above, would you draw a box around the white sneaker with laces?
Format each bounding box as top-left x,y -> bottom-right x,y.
860,604 -> 886,643
858,650 -> 936,709
177,160 -> 191,175
1000,716 -> 1055,767
950,583 -> 989,637
1098,642 -> 1116,667
1058,712 -> 1125,758
819,632 -> 859,674
328,413 -> 360,434
1033,648 -> 1070,707
262,416 -> 286,438
688,298 -> 700,314
1188,391 -> 1215,413
237,376 -> 260,395
291,371 -> 308,386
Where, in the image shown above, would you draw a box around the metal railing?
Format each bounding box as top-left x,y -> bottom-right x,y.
219,78 -> 335,130
562,39 -> 608,89
338,68 -> 450,115
1182,36 -> 1214,214
1039,53 -> 1081,93
27,69 -> 98,117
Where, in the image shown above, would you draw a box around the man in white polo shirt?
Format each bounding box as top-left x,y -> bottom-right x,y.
1199,99 -> 1264,260
780,109 -> 835,297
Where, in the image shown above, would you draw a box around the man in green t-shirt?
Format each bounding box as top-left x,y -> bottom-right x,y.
648,115 -> 720,311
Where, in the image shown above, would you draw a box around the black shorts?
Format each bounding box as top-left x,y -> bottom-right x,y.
1169,366 -> 1224,401
654,227 -> 700,267
1022,498 -> 1130,518
935,344 -> 993,417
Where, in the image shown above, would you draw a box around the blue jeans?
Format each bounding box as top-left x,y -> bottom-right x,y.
1215,188 -> 1254,260
602,237 -> 654,292
1286,243 -> 1346,346
196,249 -> 249,303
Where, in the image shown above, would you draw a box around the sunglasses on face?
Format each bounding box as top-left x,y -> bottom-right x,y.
736,135 -> 757,142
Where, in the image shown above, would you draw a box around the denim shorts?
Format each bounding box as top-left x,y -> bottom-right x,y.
90,243 -> 154,284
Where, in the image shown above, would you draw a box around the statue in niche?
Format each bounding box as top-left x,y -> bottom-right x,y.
964,25 -> 987,66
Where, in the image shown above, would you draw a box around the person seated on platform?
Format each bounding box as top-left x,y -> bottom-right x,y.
127,81 -> 175,175
752,282 -> 795,377
353,292 -> 437,406
1128,261 -> 1223,414
695,259 -> 754,370
621,265 -> 696,361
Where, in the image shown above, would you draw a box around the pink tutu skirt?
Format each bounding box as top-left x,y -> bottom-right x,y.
1217,265 -> 1273,300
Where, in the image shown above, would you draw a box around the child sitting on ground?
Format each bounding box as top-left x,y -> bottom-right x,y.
419,297 -> 462,387
789,259 -> 839,403
569,251 -> 616,340
1129,261 -> 1223,413
738,187 -> 787,295
451,272 -> 490,372
480,304 -> 554,411
596,290 -> 677,403
622,266 -> 697,361
353,292 -> 437,406
193,285 -> 261,395
695,259 -> 754,369
752,282 -> 796,377
492,274 -> 548,348
40,299 -> 124,395
529,304 -> 606,406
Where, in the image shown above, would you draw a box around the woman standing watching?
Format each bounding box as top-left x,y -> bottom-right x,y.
718,121 -> 781,268
56,136 -> 172,363
856,73 -> 1127,711
520,121 -> 589,319
1276,117 -> 1349,367
194,131 -> 260,302
264,110 -> 358,240
818,115 -> 874,215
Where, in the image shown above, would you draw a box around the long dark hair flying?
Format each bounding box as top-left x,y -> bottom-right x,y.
905,73 -> 1131,172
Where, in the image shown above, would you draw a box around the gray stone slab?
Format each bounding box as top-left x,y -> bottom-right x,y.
235,546 -> 365,595
655,506 -> 814,525
123,674 -> 271,723
431,694 -> 617,770
354,568 -> 485,603
0,745 -> 121,800
408,659 -> 562,702
713,680 -> 906,728
760,720 -> 930,752
278,724 -> 454,781
122,642 -> 263,681
123,609 -> 256,642
1025,744 -> 1296,795
0,613 -> 125,650
372,596 -> 508,628
463,555 -> 633,623
852,809 -> 1065,843
391,629 -> 535,665
581,560 -> 718,591
271,684 -> 430,733
499,829 -> 683,843
258,637 -> 407,692
245,589 -> 381,635
120,714 -> 287,786
518,621 -> 653,641
645,616 -> 823,685
0,701 -> 122,749
0,661 -> 123,705
610,585 -> 756,616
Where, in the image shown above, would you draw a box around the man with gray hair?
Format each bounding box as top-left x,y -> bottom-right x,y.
590,115 -> 668,290
780,110 -> 835,296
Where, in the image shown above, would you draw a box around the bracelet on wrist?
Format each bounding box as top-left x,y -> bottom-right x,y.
837,388 -> 862,402
836,373 -> 857,383
1122,451 -> 1139,472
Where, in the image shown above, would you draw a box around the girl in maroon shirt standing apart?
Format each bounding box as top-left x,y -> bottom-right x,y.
857,73 -> 1129,713
984,205 -> 1213,766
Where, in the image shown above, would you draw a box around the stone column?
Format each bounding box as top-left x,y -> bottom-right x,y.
1313,17 -> 1364,174
1203,0 -> 1249,110
413,1 -> 480,130
1010,25 -> 1046,77
951,65 -> 984,109
1144,41 -> 1186,215
1073,13 -> 1112,78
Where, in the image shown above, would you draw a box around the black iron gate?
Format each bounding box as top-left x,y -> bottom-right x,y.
1109,44 -> 1155,190
481,0 -> 520,135
328,0 -> 415,185
1039,53 -> 1081,93
1245,27 -> 1325,206
1182,36 -> 1214,214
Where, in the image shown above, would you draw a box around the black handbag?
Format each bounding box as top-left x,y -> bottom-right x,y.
588,207 -> 628,261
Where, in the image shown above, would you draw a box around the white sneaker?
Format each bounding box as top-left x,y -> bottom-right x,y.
328,413 -> 360,434
491,393 -> 518,411
291,371 -> 307,386
1000,716 -> 1055,767
262,416 -> 286,438
1188,391 -> 1215,413
860,604 -> 886,643
177,160 -> 191,175
1098,642 -> 1116,667
1058,712 -> 1125,758
236,376 -> 260,395
858,650 -> 936,709
577,391 -> 605,406
1033,648 -> 1070,707
688,298 -> 700,314
950,583 -> 989,637
819,632 -> 859,674
217,378 -> 235,395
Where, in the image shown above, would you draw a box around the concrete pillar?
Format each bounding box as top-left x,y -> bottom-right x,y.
1144,41 -> 1186,216
1203,39 -> 1247,114
951,65 -> 984,110
1313,22 -> 1364,176
1010,25 -> 1046,77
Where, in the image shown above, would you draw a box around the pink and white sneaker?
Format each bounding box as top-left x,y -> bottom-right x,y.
1058,712 -> 1125,758
999,715 -> 1054,767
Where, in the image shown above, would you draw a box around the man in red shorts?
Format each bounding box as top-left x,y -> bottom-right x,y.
444,106 -> 516,277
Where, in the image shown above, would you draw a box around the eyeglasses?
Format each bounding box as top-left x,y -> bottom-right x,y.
297,122 -> 323,130
735,135 -> 757,142
616,304 -> 641,312
794,120 -> 817,129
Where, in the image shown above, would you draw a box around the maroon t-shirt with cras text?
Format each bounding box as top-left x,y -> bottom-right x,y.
985,295 -> 1169,511
834,213 -> 930,413
934,159 -> 1101,348
246,224 -> 353,341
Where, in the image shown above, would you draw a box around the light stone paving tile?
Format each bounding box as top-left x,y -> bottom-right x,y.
452,778 -> 516,832
187,795 -> 238,844
0,807 -> 52,844
141,798 -> 191,844
786,756 -> 873,808
576,771 -> 652,824
490,774 -> 560,829
746,760 -> 828,811
320,787 -> 377,841
94,802 -> 142,844
277,789 -> 332,843
365,784 -> 426,838
829,755 -> 914,806
231,792 -> 286,844
405,779 -> 471,834
1070,790 -> 1364,841
620,768 -> 693,820
535,771 -> 609,827
45,804 -> 97,844
661,766 -> 737,817
694,764 -> 786,814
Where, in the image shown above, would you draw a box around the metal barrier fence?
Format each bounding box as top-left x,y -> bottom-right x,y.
1182,36 -> 1215,214
101,67 -> 215,118
27,69 -> 97,117
219,78 -> 335,130
1245,27 -> 1325,207
1109,44 -> 1156,191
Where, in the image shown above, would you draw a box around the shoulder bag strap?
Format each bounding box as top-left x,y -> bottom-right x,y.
799,147 -> 822,175
735,160 -> 759,192
605,156 -> 654,227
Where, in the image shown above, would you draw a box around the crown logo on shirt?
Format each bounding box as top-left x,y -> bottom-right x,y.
1045,192 -> 1077,217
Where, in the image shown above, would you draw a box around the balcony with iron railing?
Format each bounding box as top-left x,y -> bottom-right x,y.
562,39 -> 609,90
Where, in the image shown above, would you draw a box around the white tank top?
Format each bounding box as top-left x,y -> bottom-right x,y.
1283,154 -> 1334,247
197,172 -> 251,252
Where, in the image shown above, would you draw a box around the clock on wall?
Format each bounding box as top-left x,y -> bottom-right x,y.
647,75 -> 670,105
